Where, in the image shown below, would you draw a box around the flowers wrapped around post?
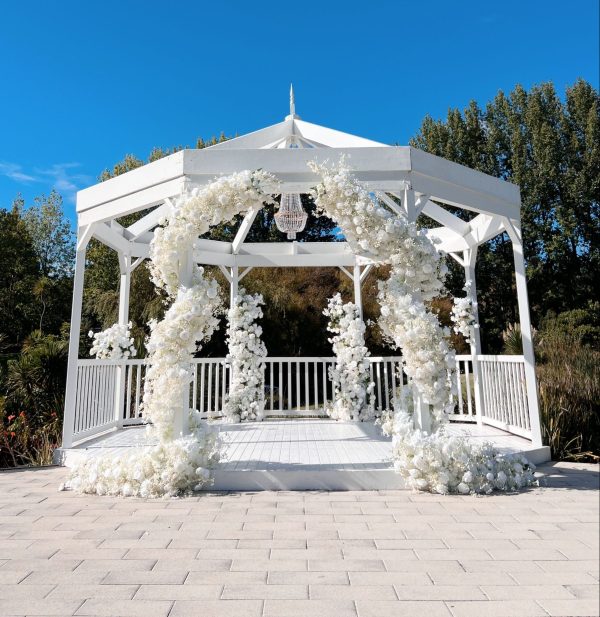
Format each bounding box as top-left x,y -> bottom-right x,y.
222,291 -> 268,423
65,170 -> 278,497
89,322 -> 135,359
311,160 -> 535,494
451,281 -> 476,345
324,293 -> 375,421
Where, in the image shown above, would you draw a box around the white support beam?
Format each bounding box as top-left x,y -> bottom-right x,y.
353,264 -> 363,319
338,266 -> 353,280
376,191 -> 404,217
79,178 -> 184,227
62,228 -> 94,449
404,188 -> 417,223
126,200 -> 173,238
448,252 -> 466,267
414,193 -> 428,218
76,223 -> 97,252
92,222 -> 150,258
130,256 -> 146,272
114,253 -> 131,429
218,265 -> 232,283
422,200 -> 471,236
503,218 -> 543,447
359,264 -> 374,284
232,207 -> 260,254
238,266 -> 253,282
463,248 -> 484,428
230,265 -> 239,307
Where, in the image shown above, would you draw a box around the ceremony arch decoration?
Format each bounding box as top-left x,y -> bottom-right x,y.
60,89 -> 547,480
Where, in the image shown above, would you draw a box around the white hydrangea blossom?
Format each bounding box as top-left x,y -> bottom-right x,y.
382,409 -> 537,494
222,291 -> 268,423
66,171 -> 278,497
323,293 -> 375,421
89,322 -> 135,359
67,412 -> 221,498
310,160 -> 454,427
451,281 -> 476,345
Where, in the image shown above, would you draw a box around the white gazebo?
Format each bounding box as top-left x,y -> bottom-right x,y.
57,89 -> 550,488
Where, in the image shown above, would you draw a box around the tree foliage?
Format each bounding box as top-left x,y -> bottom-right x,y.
411,79 -> 599,350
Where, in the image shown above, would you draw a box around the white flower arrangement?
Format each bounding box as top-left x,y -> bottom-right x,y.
89,322 -> 135,359
382,409 -> 536,494
323,293 -> 375,421
66,170 -> 278,497
311,160 -> 535,495
310,160 -> 454,428
66,412 -> 221,498
222,290 -> 268,423
451,282 -> 476,345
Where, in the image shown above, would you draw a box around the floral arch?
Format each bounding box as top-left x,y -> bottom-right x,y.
67,162 -> 468,497
63,96 -> 544,496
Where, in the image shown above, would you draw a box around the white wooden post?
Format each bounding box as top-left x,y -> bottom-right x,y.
507,223 -> 543,447
174,248 -> 193,437
353,263 -> 363,319
404,188 -> 416,222
114,252 -> 131,429
413,390 -> 431,433
62,225 -> 94,448
464,248 -> 484,427
230,265 -> 239,308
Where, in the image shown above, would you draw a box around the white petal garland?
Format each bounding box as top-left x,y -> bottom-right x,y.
310,161 -> 535,494
66,170 -> 278,497
309,160 -> 454,427
451,282 -> 476,345
89,322 -> 135,360
222,291 -> 268,423
324,293 -> 375,421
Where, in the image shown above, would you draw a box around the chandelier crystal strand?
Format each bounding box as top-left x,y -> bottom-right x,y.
274,193 -> 308,240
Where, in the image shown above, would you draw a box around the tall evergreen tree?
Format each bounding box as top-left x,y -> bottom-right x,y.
411,79 -> 599,350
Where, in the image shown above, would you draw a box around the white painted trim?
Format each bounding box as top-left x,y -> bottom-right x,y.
232,207 -> 260,254
126,200 -> 172,238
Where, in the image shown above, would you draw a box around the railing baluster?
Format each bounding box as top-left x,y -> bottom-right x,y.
305,361 -> 310,412
465,359 -> 473,418
278,361 -> 283,412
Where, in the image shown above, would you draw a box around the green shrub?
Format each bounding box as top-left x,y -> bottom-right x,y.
537,333 -> 600,462
0,332 -> 67,467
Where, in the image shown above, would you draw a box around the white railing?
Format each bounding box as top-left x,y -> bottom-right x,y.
69,354 -> 533,444
478,354 -> 531,438
453,355 -> 476,422
192,356 -> 404,419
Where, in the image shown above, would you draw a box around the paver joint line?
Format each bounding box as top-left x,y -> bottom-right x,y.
0,462 -> 597,617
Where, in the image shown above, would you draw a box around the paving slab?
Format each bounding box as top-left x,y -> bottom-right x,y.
0,462 -> 597,617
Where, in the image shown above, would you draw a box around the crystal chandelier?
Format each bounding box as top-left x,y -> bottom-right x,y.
275,193 -> 308,240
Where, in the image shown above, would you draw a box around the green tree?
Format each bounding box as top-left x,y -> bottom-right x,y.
411,79 -> 600,350
0,203 -> 40,349
21,190 -> 75,278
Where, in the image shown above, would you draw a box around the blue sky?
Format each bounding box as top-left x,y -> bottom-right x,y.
0,0 -> 598,224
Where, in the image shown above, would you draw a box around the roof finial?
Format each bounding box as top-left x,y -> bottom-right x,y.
290,83 -> 295,117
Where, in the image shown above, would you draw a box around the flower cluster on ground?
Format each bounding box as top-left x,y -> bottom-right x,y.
451,281 -> 476,345
66,171 -> 278,497
222,290 -> 268,423
381,407 -> 537,494
88,322 -> 135,359
323,293 -> 375,421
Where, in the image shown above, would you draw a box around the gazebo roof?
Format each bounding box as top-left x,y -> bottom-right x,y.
75,87 -> 521,265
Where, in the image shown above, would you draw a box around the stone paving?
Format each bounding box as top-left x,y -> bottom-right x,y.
0,462 -> 597,617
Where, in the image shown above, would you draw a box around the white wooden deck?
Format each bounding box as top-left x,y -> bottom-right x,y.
56,419 -> 550,491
